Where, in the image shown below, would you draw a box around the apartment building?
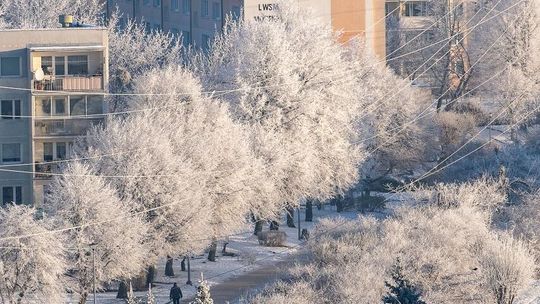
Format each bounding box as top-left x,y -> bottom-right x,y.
0,26 -> 108,207
105,0 -> 386,58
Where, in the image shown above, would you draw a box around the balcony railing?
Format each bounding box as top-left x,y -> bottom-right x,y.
33,75 -> 103,92
34,162 -> 59,179
34,118 -> 103,137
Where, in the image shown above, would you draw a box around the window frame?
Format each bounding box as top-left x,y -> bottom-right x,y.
182,0 -> 191,14
404,2 -> 428,17
0,99 -> 21,120
2,186 -> 22,205
201,0 -> 209,17
1,143 -> 22,164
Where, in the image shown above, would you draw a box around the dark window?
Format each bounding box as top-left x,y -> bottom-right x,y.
172,0 -> 180,11
183,0 -> 191,14
212,2 -> 221,20
182,31 -> 191,45
201,0 -> 208,17
404,2 -> 428,17
70,97 -> 86,116
56,142 -> 67,160
43,143 -> 53,162
55,56 -> 65,75
2,143 -> 21,163
86,96 -> 103,115
0,57 -> 20,76
153,0 -> 161,7
2,186 -> 22,205
67,55 -> 88,75
41,56 -> 53,75
55,98 -> 66,115
1,100 -> 21,119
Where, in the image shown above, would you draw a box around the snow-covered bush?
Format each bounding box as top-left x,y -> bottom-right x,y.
191,275 -> 214,304
435,111 -> 477,158
0,205 -> 66,304
257,231 -> 287,247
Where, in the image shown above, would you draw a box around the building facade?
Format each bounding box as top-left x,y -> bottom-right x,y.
0,27 -> 109,207
104,0 -> 387,58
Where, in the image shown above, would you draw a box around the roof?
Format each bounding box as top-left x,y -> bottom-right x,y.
29,45 -> 105,52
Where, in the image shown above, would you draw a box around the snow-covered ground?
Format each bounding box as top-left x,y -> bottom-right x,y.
69,205 -> 359,303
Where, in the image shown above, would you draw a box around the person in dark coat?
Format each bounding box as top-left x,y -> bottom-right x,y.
170,282 -> 183,304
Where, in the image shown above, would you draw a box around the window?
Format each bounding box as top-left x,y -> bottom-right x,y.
212,2 -> 221,20
2,186 -> 22,205
70,97 -> 86,116
2,143 -> 21,163
182,31 -> 191,45
153,0 -> 161,7
231,6 -> 241,20
54,98 -> 67,116
0,57 -> 21,76
143,0 -> 151,6
404,2 -> 428,17
1,100 -> 21,119
41,56 -> 53,75
183,0 -> 191,14
43,142 -> 68,161
55,56 -> 65,75
86,96 -> 104,115
67,56 -> 88,75
172,0 -> 180,11
201,0 -> 208,17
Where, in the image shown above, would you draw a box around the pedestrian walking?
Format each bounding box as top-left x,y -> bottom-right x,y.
170,282 -> 183,304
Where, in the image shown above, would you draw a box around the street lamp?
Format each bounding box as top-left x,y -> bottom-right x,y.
89,242 -> 98,304
186,255 -> 193,285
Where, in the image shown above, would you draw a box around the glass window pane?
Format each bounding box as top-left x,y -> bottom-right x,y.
70,97 -> 86,116
14,100 -> 21,119
1,100 -> 13,119
67,55 -> 88,75
55,56 -> 65,75
2,187 -> 13,205
183,0 -> 190,14
56,142 -> 67,160
42,56 -> 53,75
15,186 -> 22,204
54,98 -> 66,115
86,96 -> 103,115
43,143 -> 53,162
2,143 -> 21,163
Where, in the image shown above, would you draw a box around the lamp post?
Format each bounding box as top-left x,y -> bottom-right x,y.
186,256 -> 192,285
297,207 -> 301,240
89,243 -> 98,304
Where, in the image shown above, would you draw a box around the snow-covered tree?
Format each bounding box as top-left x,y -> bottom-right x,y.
0,0 -> 103,29
146,284 -> 156,304
127,282 -> 138,304
199,2 -> 365,219
46,163 -> 149,304
0,205 -> 66,304
191,274 -> 214,304
107,16 -> 183,111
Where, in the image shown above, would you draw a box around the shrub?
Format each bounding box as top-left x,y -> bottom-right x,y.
257,231 -> 287,247
356,195 -> 386,213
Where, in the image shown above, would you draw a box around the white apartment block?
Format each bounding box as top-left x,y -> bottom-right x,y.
0,27 -> 108,208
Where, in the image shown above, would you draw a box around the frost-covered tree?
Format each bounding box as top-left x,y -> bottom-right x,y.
130,66 -> 262,261
0,205 -> 66,304
383,261 -> 426,304
0,0 -> 103,29
107,16 -> 183,111
46,163 -> 149,304
191,274 -> 214,304
146,284 -> 156,304
199,3 -> 365,222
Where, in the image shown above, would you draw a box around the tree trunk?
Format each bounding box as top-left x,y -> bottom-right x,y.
254,219 -> 264,235
117,281 -> 128,298
305,200 -> 313,222
286,207 -> 296,228
222,242 -> 229,254
165,256 -> 175,277
181,257 -> 186,271
207,241 -> 217,262
336,199 -> 344,213
146,265 -> 156,287
269,220 -> 279,230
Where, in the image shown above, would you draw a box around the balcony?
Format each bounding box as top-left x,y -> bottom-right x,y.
34,118 -> 103,137
34,162 -> 59,179
33,75 -> 103,92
